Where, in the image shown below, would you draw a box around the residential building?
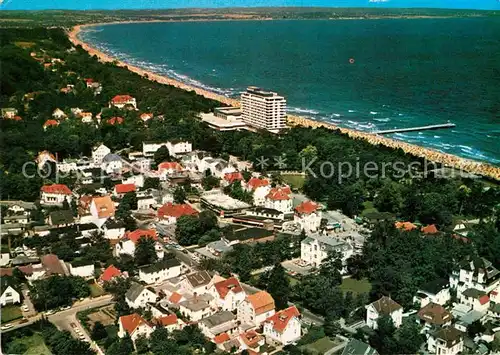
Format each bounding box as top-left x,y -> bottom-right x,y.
0,281 -> 21,306
300,234 -> 353,269
223,172 -> 243,186
101,153 -> 123,175
413,278 -> 451,308
459,288 -> 490,312
79,112 -> 93,123
245,177 -> 271,206
427,327 -> 463,355
263,306 -> 301,345
264,187 -> 293,213
166,141 -> 192,157
155,314 -> 181,332
209,277 -> 246,311
48,210 -> 74,226
138,258 -> 182,284
241,87 -> 286,132
158,162 -> 184,178
118,313 -> 154,342
198,157 -> 234,178
89,195 -> 116,228
417,302 -> 453,328
140,112 -> 153,122
110,95 -> 137,109
157,202 -> 198,225
179,294 -> 215,321
92,144 -> 111,166
115,229 -> 163,260
40,184 -> 73,206
395,221 -> 417,231
237,290 -> 275,327
43,119 -> 59,130
99,265 -> 124,284
294,200 -> 322,233
35,150 -> 57,169
366,296 -> 403,329
341,339 -> 379,355
52,108 -> 67,120
199,311 -> 238,340
107,116 -> 124,125
101,219 -> 125,240
450,256 -> 500,294
1,107 -> 18,119
239,329 -> 265,353
114,183 -> 136,197
182,270 -> 213,295
125,282 -> 157,309
69,261 -> 95,278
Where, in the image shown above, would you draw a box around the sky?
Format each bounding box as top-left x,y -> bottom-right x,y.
0,0 -> 499,11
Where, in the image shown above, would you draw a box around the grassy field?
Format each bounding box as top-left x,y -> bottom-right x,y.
287,275 -> 300,286
301,336 -> 343,354
340,277 -> 372,295
9,334 -> 52,355
89,283 -> 106,298
280,173 -> 306,190
1,305 -> 22,323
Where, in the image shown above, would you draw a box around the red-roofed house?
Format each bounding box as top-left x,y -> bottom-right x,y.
395,221 -> 417,232
99,265 -> 124,284
107,116 -> 124,125
118,313 -> 154,342
422,224 -> 439,235
239,329 -> 265,352
43,119 -> 60,130
209,276 -> 246,311
460,288 -> 490,312
237,291 -> 275,327
158,162 -> 183,179
140,113 -> 153,122
113,183 -> 136,197
246,177 -> 271,206
168,292 -> 185,305
213,332 -> 230,345
224,172 -> 243,185
263,306 -> 301,345
155,314 -> 181,331
110,95 -> 137,110
115,229 -> 164,260
294,200 -> 322,233
79,112 -> 93,123
90,195 -> 116,227
157,202 -> 198,225
264,186 -> 293,213
41,184 -> 73,206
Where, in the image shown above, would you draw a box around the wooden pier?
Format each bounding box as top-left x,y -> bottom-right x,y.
374,123 -> 456,135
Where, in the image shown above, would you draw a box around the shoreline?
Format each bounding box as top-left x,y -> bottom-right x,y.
68,23 -> 500,181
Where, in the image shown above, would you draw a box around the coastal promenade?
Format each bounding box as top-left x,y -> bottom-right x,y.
68,24 -> 500,182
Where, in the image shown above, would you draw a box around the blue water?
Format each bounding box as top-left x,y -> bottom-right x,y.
80,19 -> 500,165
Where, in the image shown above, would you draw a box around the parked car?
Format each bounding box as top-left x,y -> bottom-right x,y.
1,324 -> 14,330
45,309 -> 55,316
60,305 -> 71,311
21,304 -> 29,312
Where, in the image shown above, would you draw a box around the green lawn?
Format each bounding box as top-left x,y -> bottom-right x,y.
340,277 -> 372,295
9,333 -> 52,355
301,336 -> 342,354
361,201 -> 378,218
287,275 -> 300,286
89,283 -> 105,297
1,305 -> 22,323
280,173 -> 306,190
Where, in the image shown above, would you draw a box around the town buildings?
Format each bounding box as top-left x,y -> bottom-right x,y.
241,86 -> 287,132
366,296 -> 403,329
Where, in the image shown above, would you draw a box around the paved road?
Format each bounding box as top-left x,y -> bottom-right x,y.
1,295 -> 113,334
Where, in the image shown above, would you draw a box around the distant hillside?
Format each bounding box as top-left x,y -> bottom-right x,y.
0,7 -> 499,28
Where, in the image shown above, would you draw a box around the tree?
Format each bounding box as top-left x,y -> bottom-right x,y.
134,236 -> 158,266
149,328 -> 177,354
202,175 -> 220,190
91,321 -> 107,341
173,186 -> 187,204
394,319 -> 423,354
153,145 -> 170,166
144,177 -> 160,190
176,215 -> 202,246
199,210 -> 218,231
369,315 -> 397,355
135,334 -> 149,354
107,334 -> 134,355
263,263 -> 290,310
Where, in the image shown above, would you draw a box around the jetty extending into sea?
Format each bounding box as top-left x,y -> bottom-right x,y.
374,123 -> 456,135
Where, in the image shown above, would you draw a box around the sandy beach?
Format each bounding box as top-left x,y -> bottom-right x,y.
68,23 -> 500,181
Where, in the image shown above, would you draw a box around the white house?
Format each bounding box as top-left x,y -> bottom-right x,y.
239,330 -> 266,353
110,95 -> 137,110
157,202 -> 198,225
459,288 -> 490,312
181,271 -> 214,296
427,326 -> 463,355
199,311 -> 238,340
166,141 -> 192,157
137,196 -> 156,210
68,261 -> 95,278
101,153 -> 123,175
178,294 -> 215,321
294,200 -> 322,233
300,234 -> 353,269
52,108 -> 67,120
125,282 -> 157,309
158,162 -> 184,179
92,144 -> 111,166
264,187 -> 293,213
246,177 -> 271,206
0,284 -> 21,306
118,313 -> 154,343
138,258 -> 182,284
114,229 -> 164,260
101,219 -> 126,240
237,291 -> 275,327
143,142 -> 168,157
413,278 -> 451,308
40,184 -> 73,206
89,196 -> 116,228
366,296 -> 403,329
450,256 -> 500,294
209,276 -> 246,311
155,314 -> 181,332
198,157 -> 233,178
263,306 -> 301,346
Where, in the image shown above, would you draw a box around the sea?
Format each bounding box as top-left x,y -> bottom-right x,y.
79,18 -> 500,165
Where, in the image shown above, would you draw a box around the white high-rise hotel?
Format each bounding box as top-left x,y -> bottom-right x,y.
241,86 -> 287,132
